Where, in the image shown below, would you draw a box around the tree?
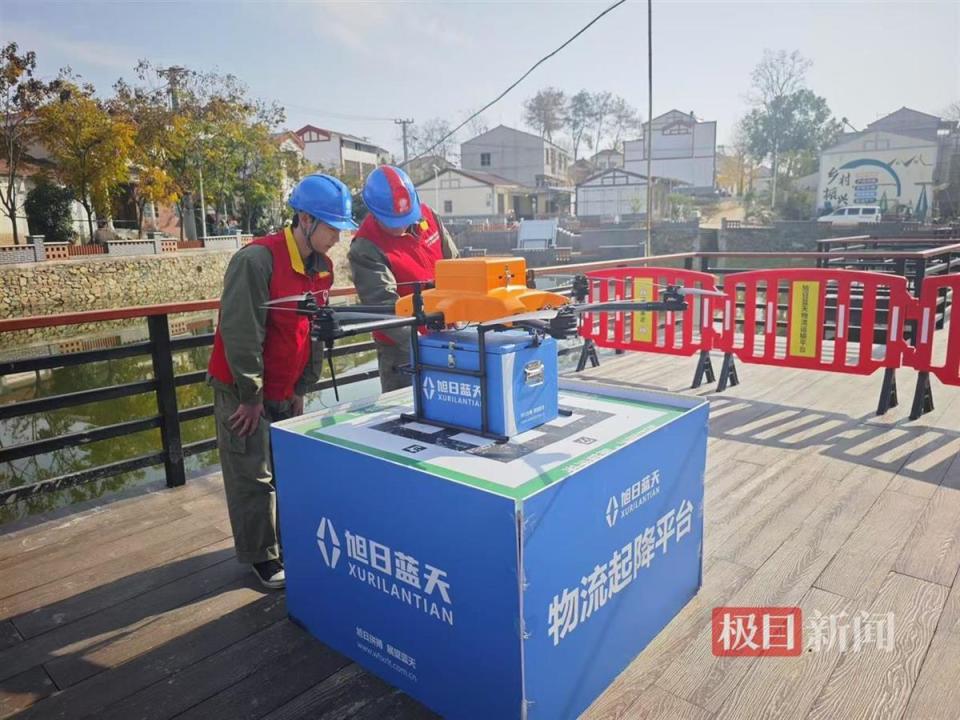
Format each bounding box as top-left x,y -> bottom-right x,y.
523,87 -> 567,141
235,122 -> 285,233
589,91 -> 614,152
37,80 -> 135,242
565,90 -> 594,160
944,101 -> 960,121
0,43 -> 58,245
743,50 -> 838,208
609,97 -> 641,151
24,176 -> 74,243
410,117 -> 457,162
111,67 -> 188,236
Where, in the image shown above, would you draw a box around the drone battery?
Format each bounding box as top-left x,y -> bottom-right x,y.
415,330 -> 558,437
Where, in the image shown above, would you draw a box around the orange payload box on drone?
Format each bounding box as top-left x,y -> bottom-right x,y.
394,257 -> 570,325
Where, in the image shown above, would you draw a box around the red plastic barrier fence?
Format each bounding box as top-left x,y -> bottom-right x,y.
716,269 -> 914,376
910,274 -> 959,386
580,267 -> 722,356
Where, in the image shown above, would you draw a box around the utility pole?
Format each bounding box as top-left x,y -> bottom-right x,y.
395,118 -> 414,162
645,0 -> 653,259
158,66 -> 198,241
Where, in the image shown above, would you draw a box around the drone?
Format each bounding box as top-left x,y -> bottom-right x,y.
263,257 -> 724,440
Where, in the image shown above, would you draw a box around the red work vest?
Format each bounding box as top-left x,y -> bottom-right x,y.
208,230 -> 333,402
354,204 -> 445,345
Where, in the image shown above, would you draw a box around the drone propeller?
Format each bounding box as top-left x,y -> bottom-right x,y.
665,286 -> 726,298
263,293 -> 319,306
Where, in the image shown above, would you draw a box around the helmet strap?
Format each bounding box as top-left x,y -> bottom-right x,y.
304,215 -> 321,254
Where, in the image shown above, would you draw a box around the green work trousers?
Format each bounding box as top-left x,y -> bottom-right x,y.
213,387 -> 294,565
376,342 -> 413,393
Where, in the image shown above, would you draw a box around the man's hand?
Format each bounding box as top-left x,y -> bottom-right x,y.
291,394 -> 305,417
229,401 -> 264,437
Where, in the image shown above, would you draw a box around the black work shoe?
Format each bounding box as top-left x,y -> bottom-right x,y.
252,559 -> 285,590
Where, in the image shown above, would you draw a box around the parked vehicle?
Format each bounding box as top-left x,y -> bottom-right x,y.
817,205 -> 882,225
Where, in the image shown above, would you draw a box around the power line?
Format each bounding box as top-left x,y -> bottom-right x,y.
404,0 -> 628,166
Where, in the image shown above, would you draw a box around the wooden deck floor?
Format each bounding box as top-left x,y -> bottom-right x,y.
2,352 -> 959,720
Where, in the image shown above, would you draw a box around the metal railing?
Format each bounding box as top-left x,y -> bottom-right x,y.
3,246 -> 958,508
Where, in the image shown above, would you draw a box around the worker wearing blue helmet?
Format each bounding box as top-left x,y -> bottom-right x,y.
349,165 -> 459,392
208,173 -> 356,589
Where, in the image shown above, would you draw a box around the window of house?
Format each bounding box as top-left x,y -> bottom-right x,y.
444,200 -> 453,213
545,149 -> 550,163
481,152 -> 491,167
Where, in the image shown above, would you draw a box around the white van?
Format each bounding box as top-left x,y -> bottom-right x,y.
817,205 -> 882,226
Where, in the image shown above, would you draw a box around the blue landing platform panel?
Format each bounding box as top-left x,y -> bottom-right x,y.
272,379 -> 709,720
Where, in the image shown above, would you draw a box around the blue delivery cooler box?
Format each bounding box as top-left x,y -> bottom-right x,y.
272,379 -> 709,720
417,330 -> 559,437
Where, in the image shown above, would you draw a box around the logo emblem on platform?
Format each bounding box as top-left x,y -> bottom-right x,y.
605,496 -> 619,527
316,517 -> 341,569
422,376 -> 435,400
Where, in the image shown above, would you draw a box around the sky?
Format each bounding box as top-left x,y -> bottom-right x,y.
2,0 -> 958,158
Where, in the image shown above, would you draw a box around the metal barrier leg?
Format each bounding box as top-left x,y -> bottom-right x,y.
909,371 -> 934,420
148,314 -> 186,487
692,350 -> 716,389
575,339 -> 600,372
716,353 -> 739,392
876,368 -> 899,415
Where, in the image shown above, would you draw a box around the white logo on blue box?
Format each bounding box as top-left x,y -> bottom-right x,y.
606,469 -> 663,528
316,517 -> 341,568
316,518 -> 456,627
422,376 -> 435,400
605,496 -> 619,527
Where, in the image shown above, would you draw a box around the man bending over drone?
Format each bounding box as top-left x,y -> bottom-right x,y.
207,174 -> 357,589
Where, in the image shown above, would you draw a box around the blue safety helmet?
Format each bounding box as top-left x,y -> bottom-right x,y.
288,174 -> 358,231
362,165 -> 422,229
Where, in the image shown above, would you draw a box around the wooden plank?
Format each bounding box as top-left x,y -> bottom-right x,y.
902,628 -> 960,720
713,588 -> 849,720
937,574 -> 960,634
610,686 -> 712,720
44,577 -> 272,689
7,535 -> 233,639
0,666 -> 56,718
815,490 -> 928,601
0,554 -> 244,686
655,464 -> 890,713
171,633 -> 351,720
709,463 -> 843,569
0,510 -> 213,599
95,620 -> 307,720
807,572 -> 947,720
261,664 -> 395,720
14,592 -> 286,720
0,619 -> 21,652
894,486 -> 960,587
583,559 -> 754,719
0,477 -> 220,562
344,689 -> 440,720
0,499 -> 190,572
